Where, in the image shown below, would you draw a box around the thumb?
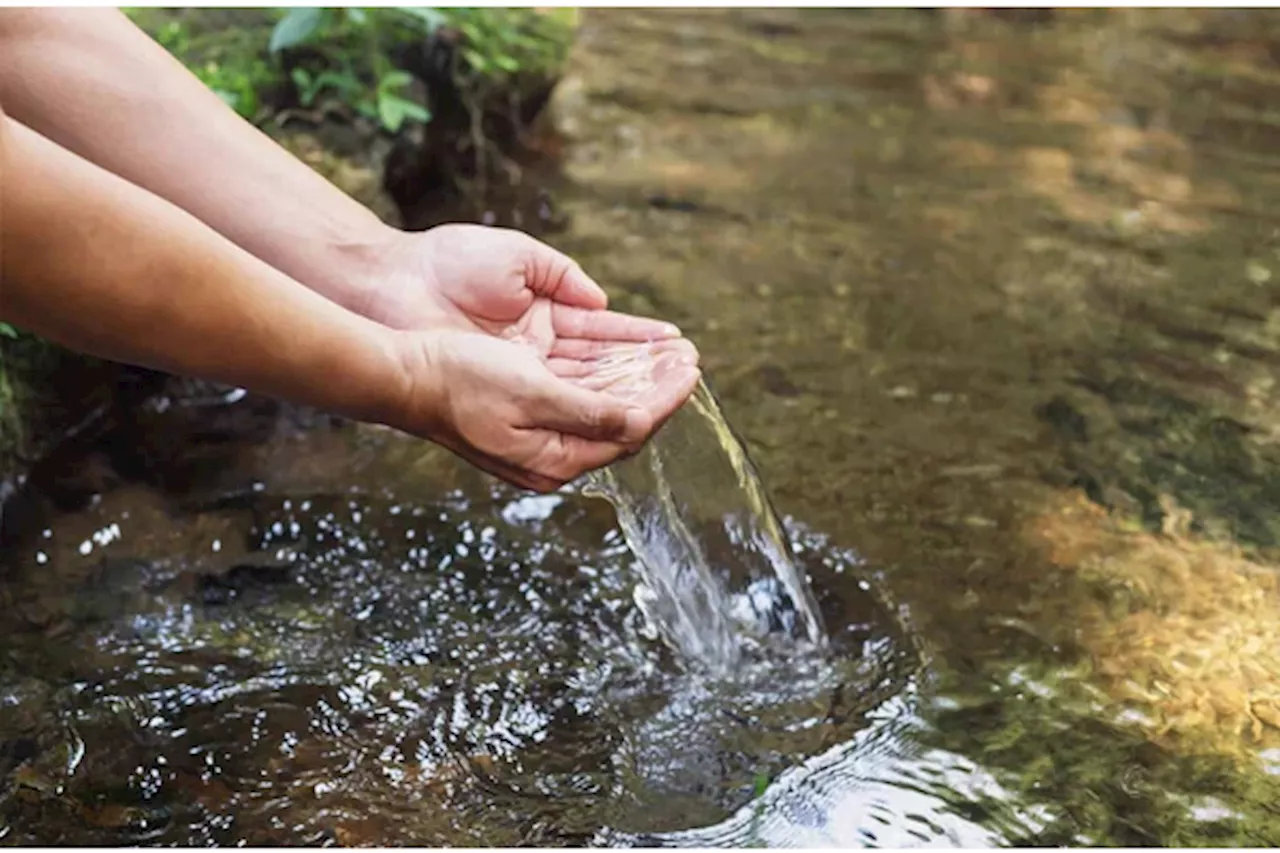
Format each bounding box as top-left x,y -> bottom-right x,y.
529,375 -> 653,444
523,238 -> 609,310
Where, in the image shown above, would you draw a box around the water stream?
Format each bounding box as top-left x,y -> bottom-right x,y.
584,379 -> 826,673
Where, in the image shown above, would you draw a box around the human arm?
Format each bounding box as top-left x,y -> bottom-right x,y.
0,107 -> 403,424
0,111 -> 697,491
0,6 -> 391,317
0,9 -> 680,344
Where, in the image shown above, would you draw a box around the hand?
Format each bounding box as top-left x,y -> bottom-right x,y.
361,224 -> 701,490
362,221 -> 652,338
391,328 -> 699,492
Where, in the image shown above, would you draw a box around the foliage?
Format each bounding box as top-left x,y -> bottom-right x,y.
134,12 -> 278,121
127,8 -> 576,136
0,364 -> 16,452
0,325 -> 23,450
267,7 -> 576,133
440,8 -> 578,83
0,326 -> 35,456
268,7 -> 435,133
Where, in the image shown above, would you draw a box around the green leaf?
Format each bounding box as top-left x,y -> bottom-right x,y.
237,85 -> 260,119
269,7 -> 324,54
377,93 -> 407,133
493,53 -> 520,73
0,323 -> 19,340
291,67 -> 324,106
319,71 -> 362,95
396,98 -> 431,124
344,7 -> 368,26
461,47 -> 489,73
377,93 -> 431,132
378,70 -> 415,92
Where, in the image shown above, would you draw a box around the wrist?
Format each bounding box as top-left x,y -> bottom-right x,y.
303,221 -> 404,320
378,328 -> 448,439
347,229 -> 454,333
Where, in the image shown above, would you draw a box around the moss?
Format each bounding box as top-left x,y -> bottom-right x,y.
925,668 -> 1280,845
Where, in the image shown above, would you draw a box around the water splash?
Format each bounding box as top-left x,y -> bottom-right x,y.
581,347 -> 827,672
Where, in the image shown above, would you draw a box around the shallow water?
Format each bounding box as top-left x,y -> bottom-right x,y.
0,417 -> 916,845
4,6 -> 1280,847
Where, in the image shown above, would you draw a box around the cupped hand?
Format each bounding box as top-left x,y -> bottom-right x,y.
362,223 -> 701,490
392,328 -> 699,492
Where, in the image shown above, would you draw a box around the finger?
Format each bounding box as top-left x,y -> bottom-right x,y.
523,238 -> 609,310
527,375 -> 653,444
552,340 -> 700,409
547,337 -> 614,362
551,305 -> 682,342
626,362 -> 701,428
649,365 -> 702,429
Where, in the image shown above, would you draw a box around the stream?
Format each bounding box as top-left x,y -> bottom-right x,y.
2,7 -> 1280,847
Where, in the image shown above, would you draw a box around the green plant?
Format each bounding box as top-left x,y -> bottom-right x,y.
269,7 -> 436,134
144,16 -> 276,120
0,327 -> 23,453
128,7 -> 576,138
445,7 -> 577,83
267,7 -> 576,135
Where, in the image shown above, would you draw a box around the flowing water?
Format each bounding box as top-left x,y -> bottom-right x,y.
4,6 -> 1280,847
584,378 -> 826,673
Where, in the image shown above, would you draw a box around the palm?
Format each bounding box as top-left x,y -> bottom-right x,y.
386,224 -> 700,424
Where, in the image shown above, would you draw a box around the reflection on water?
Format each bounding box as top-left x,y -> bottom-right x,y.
4,5 -> 1280,847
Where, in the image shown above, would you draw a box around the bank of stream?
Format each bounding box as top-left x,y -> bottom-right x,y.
2,7 -> 1280,846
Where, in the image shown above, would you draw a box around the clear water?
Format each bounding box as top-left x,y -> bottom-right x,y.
0,411 -> 919,845
584,377 -> 827,673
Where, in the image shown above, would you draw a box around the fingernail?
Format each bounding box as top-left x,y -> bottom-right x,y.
662,323 -> 682,338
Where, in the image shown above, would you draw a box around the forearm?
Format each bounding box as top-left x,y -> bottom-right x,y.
0,111 -> 407,426
0,8 -> 394,316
